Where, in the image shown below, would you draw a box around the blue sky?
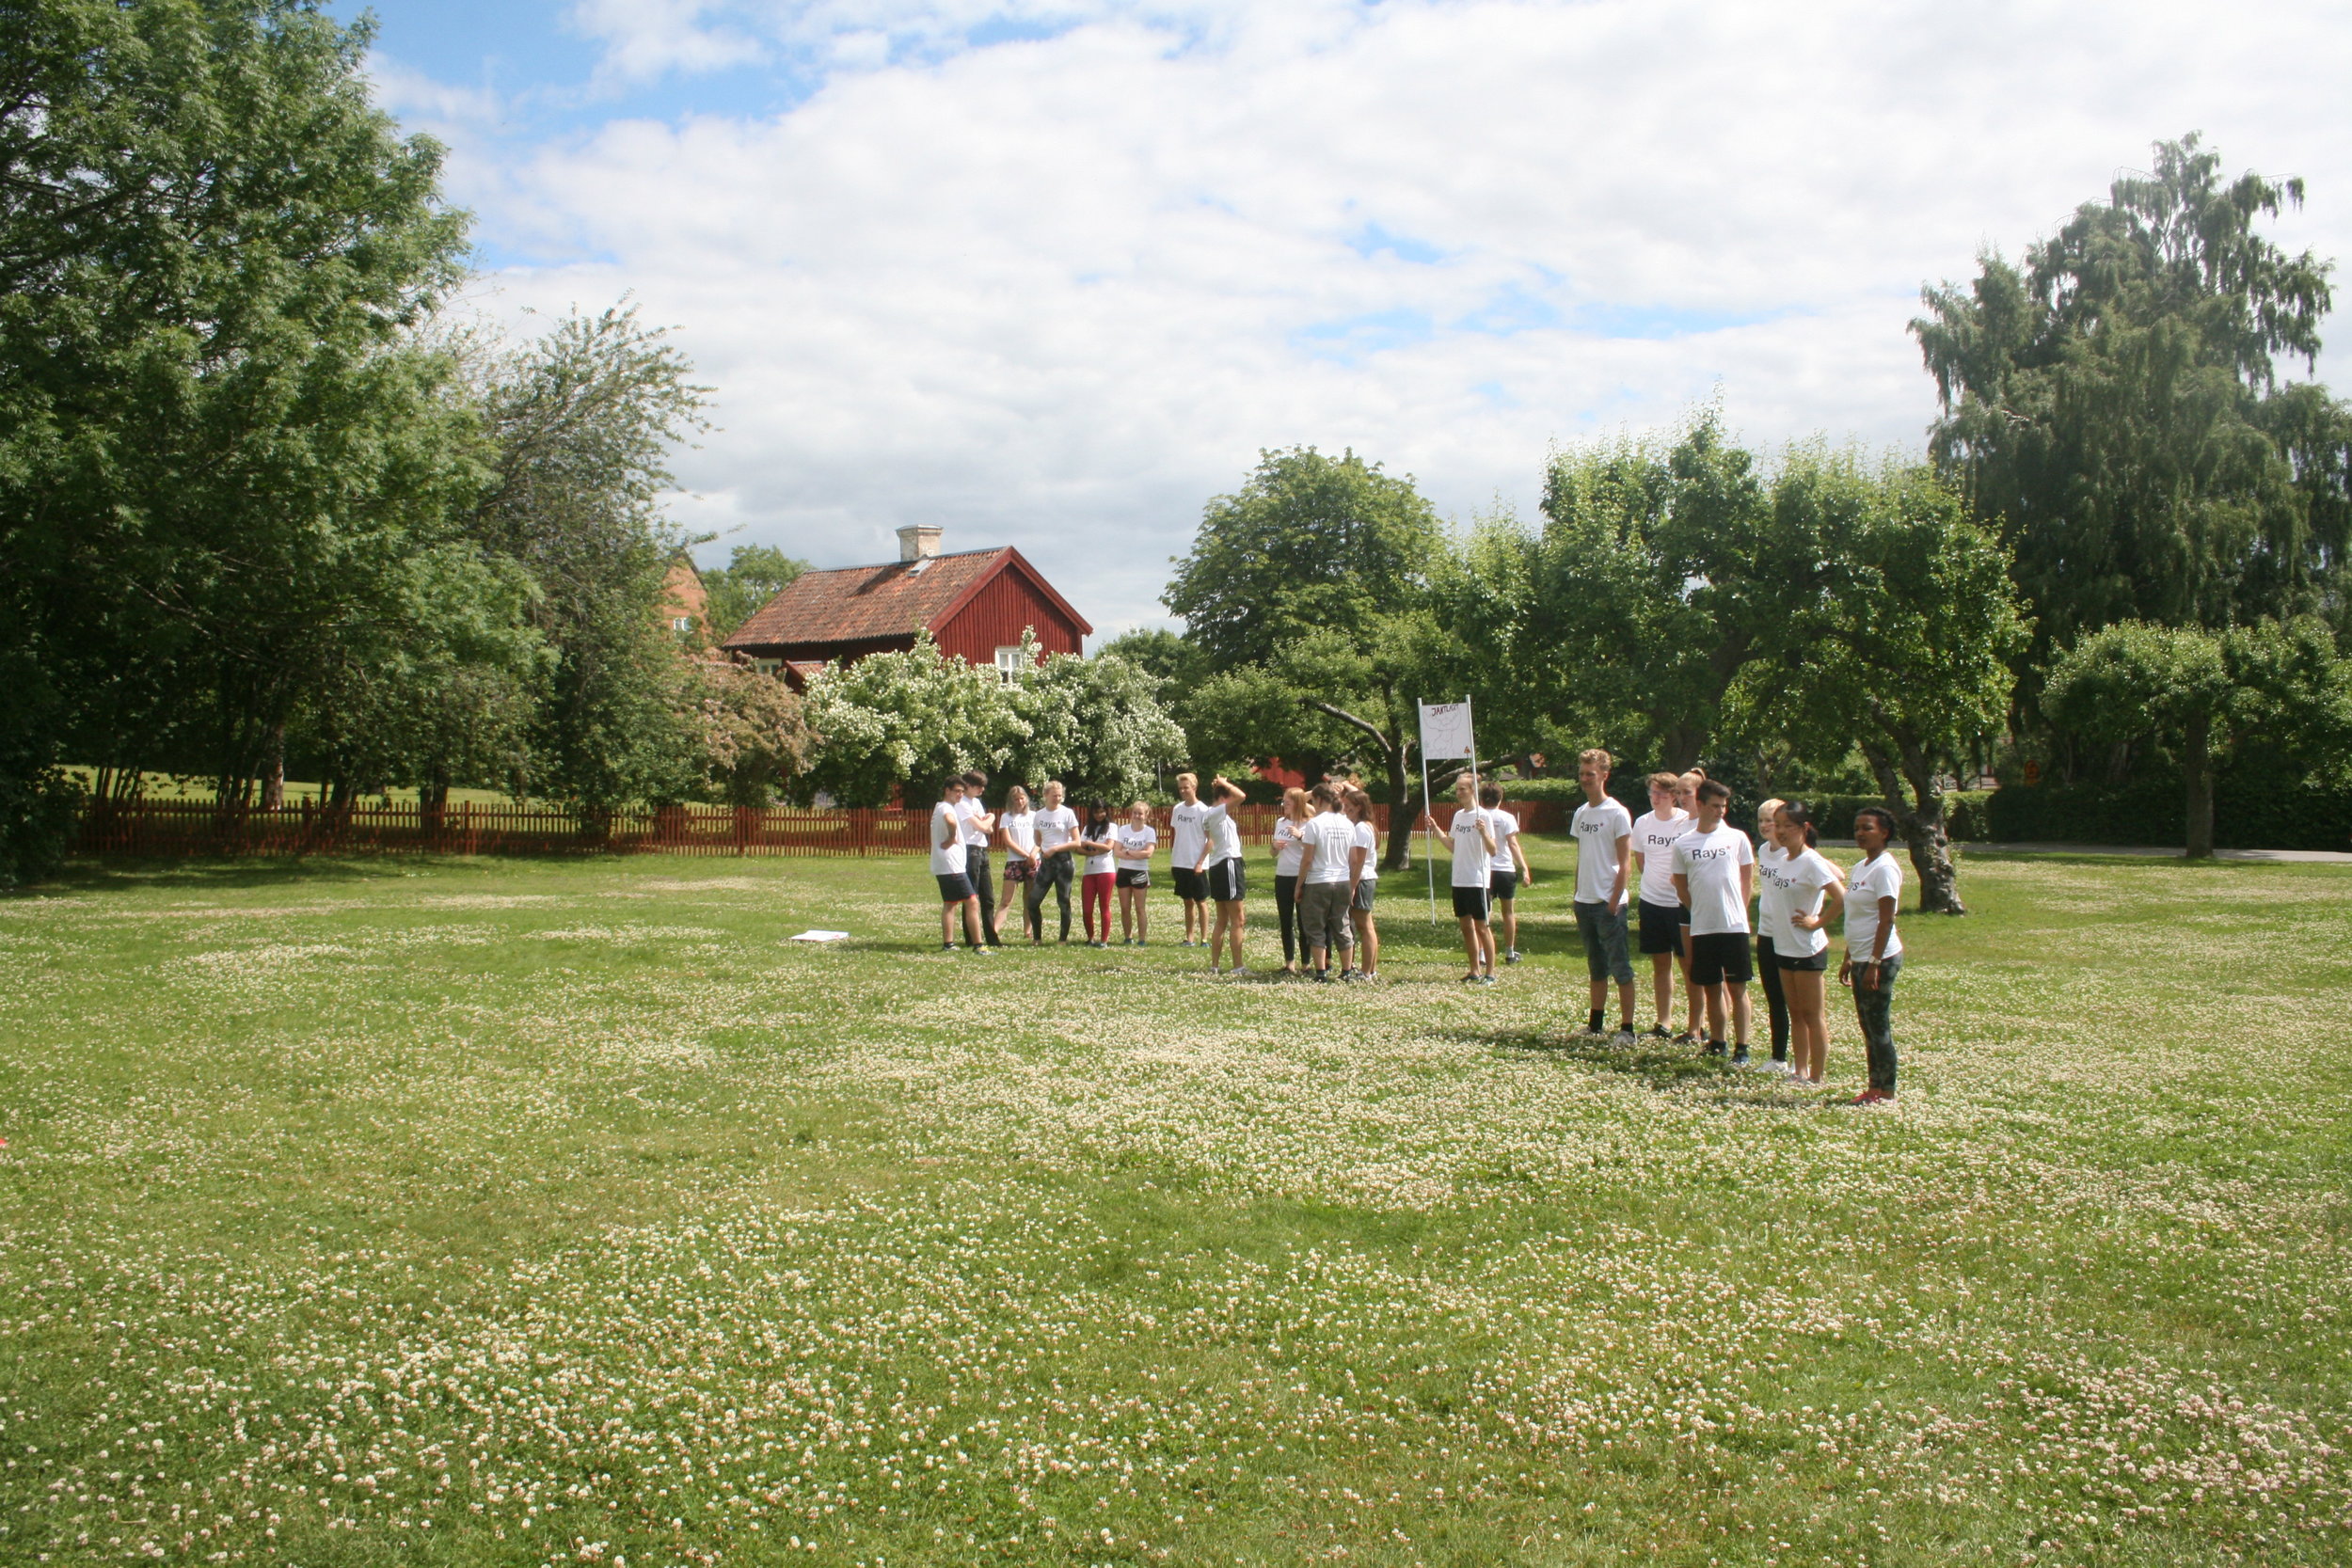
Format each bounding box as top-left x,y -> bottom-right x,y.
350,0 -> 2352,637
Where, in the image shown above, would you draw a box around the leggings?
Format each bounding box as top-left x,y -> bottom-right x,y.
1275,873 -> 1300,964
1755,933 -> 1790,1061
1854,952 -> 1902,1092
1082,872 -> 1115,942
1027,852 -> 1073,941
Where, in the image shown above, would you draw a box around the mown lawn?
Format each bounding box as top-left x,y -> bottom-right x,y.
1,839 -> 2346,1568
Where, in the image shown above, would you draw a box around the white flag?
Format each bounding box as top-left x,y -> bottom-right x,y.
1418,699 -> 1475,761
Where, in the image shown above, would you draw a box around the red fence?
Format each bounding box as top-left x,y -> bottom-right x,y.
71,798 -> 1563,861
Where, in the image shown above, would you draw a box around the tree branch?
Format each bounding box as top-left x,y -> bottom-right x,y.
1298,697 -> 1396,755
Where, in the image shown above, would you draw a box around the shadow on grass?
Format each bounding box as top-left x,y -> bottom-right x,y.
31,856 -> 437,895
1463,1022 -> 1822,1108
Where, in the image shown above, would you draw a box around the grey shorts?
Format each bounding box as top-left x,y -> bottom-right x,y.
1352,877 -> 1378,912
1297,879 -> 1355,954
1573,899 -> 1635,985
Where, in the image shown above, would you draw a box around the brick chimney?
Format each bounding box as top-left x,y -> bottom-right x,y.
897,525 -> 942,562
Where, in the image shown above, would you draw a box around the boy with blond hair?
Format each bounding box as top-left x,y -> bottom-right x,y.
1570,748 -> 1636,1040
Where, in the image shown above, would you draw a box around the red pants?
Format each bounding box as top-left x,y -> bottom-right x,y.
1082,872 -> 1114,941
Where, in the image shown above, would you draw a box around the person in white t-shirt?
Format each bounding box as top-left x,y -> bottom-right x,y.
953,770 -> 1001,948
1196,778 -> 1251,975
1295,784 -> 1362,981
993,784 -> 1037,942
930,777 -> 990,954
1075,798 -> 1119,948
1630,770 -> 1695,1039
1841,806 -> 1906,1104
1024,781 -> 1079,944
1449,775 -> 1499,982
1483,783 -> 1535,962
1343,786 -> 1382,981
1271,787 -> 1311,974
1752,796 -> 1792,1070
1568,749 -> 1636,1040
1168,773 -> 1212,948
1671,778 -> 1755,1056
1760,800 -> 1845,1085
1113,800 -> 1157,945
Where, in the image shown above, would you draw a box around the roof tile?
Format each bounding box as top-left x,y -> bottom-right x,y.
722,548 -> 1011,650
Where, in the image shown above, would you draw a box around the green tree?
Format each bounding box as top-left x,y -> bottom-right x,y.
1003,641 -> 1186,804
2042,617 -> 2352,857
686,657 -> 813,808
1731,451 -> 2028,911
700,544 -> 808,644
464,305 -> 712,810
793,634 -> 1021,808
1530,413 -> 1771,769
1162,448 -> 1446,864
1914,135 -> 2349,690
0,0 -> 475,856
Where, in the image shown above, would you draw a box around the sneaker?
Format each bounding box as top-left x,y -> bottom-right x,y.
1463,973 -> 1483,984
972,945 -> 997,957
1479,973 -> 1499,985
1645,1025 -> 1673,1040
1610,1028 -> 1636,1048
1850,1088 -> 1893,1105
1314,971 -> 1335,983
1730,1045 -> 1750,1066
1505,949 -> 1523,964
941,942 -> 957,953
1766,1059 -> 1794,1075
1674,1030 -> 1698,1046
1231,967 -> 1251,979
1705,1038 -> 1727,1056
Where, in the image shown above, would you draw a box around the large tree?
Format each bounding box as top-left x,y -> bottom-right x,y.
1162,448 -> 1448,866
1731,450 -> 2028,911
1913,135 -> 2350,698
0,0 -> 476,867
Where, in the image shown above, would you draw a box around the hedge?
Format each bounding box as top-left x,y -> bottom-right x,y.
1985,778 -> 2352,851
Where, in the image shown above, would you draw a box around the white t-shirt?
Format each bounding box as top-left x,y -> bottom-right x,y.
1272,816 -> 1307,878
1570,797 -> 1635,907
1845,851 -> 1905,959
1450,807 -> 1495,888
1672,822 -> 1755,936
1001,809 -> 1037,857
1351,818 -> 1377,873
1489,810 -> 1520,870
1114,822 -> 1157,870
955,795 -> 992,847
1168,800 -> 1209,867
1033,804 -> 1078,856
1200,801 -> 1243,865
929,801 -> 968,877
1079,818 -> 1117,877
1631,808 -> 1693,908
1758,844 -> 1841,958
1301,811 -> 1358,884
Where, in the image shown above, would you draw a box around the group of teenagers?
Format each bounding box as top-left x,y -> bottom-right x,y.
926,746 -> 1906,1103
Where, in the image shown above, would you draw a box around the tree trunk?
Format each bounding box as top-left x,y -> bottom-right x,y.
1297,696 -> 1413,869
261,725 -> 286,809
421,768 -> 451,832
1863,735 -> 1965,915
2183,710 -> 2215,860
1381,738 -> 1413,870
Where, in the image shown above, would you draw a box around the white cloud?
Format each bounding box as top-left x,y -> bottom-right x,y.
568,0 -> 766,83
421,0 -> 2352,638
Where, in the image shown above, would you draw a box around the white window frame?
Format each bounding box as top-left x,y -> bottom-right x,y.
993,645 -> 1028,684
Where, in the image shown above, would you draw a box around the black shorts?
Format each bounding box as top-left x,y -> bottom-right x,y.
1774,946 -> 1829,973
1116,867 -> 1150,889
1452,884 -> 1490,922
1172,865 -> 1206,901
1207,859 -> 1247,903
1637,899 -> 1685,955
1488,869 -> 1520,902
1690,930 -> 1753,986
935,873 -> 975,903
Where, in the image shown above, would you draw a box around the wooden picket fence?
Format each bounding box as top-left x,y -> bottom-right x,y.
72,797 -> 1563,861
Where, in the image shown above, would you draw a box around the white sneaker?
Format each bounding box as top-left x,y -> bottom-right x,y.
1609,1029 -> 1636,1048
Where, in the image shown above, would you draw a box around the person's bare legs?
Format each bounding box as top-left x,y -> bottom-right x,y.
1458,917 -> 1485,976
1786,968 -> 1827,1081
1680,929 -> 1702,1038
1616,977 -> 1637,1034
1703,981 -> 1727,1044
1728,982 -> 1752,1051
1649,952 -> 1677,1030
941,899 -> 958,947
1211,901 -> 1245,971
1355,911 -> 1379,977
1498,896 -> 1517,956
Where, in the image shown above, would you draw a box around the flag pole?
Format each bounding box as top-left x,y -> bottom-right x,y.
1422,745 -> 1438,927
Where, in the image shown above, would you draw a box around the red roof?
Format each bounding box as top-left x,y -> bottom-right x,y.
722,546 -> 1090,653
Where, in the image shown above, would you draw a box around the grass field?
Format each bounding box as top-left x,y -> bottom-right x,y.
2,837 -> 2347,1568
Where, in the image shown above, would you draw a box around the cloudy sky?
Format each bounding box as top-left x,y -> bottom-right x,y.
350,0 -> 2352,641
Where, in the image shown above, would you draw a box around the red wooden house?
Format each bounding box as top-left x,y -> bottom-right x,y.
721,527 -> 1092,688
